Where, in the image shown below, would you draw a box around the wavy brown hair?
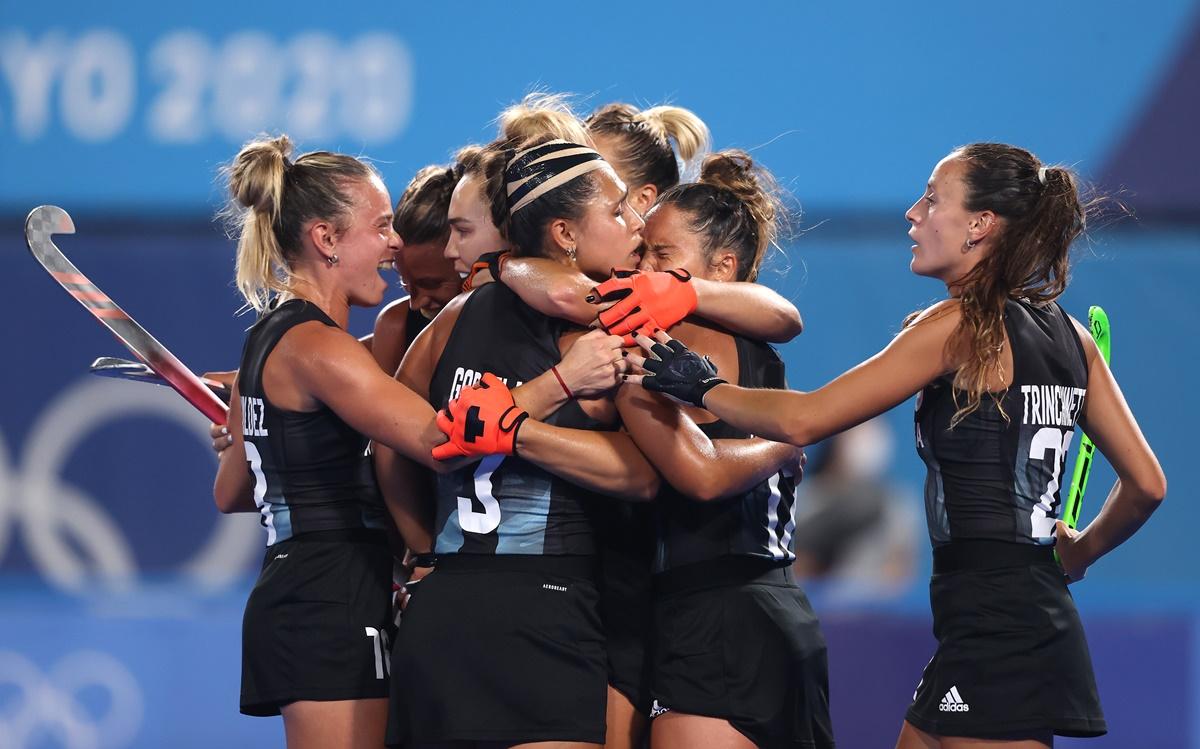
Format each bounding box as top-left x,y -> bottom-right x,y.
656,150 -> 783,282
910,143 -> 1089,426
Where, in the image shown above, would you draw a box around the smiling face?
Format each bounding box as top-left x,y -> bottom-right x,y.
445,172 -> 505,274
333,174 -> 401,307
905,155 -> 988,285
569,166 -> 646,280
393,236 -> 461,319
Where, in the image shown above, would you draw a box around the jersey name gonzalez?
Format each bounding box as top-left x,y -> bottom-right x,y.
448,367 -> 522,401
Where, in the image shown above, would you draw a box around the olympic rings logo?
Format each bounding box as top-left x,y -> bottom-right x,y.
0,650 -> 143,749
0,378 -> 262,593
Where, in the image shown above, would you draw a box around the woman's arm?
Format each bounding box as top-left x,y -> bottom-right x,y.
691,278 -> 803,343
213,378 -> 257,513
615,383 -> 800,501
372,296 -> 469,551
501,256 -> 599,325
370,297 -> 413,376
437,370 -> 661,501
1055,318 -> 1166,580
284,324 -> 449,472
377,451 -> 436,555
630,301 -> 962,446
594,270 -> 803,343
514,421 -> 661,501
511,330 -> 627,419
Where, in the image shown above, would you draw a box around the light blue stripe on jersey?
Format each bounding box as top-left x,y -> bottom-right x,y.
436,511 -> 466,553
268,503 -> 293,544
494,495 -> 548,554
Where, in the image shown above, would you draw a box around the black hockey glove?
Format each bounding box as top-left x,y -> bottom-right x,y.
641,339 -> 727,408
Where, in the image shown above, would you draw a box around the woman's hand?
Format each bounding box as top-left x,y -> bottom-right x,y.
1054,520 -> 1092,583
210,422 -> 233,456
625,330 -> 727,408
589,268 -> 698,340
555,329 -> 629,397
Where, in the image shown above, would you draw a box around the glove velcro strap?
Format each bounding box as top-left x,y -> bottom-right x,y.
498,407 -> 529,455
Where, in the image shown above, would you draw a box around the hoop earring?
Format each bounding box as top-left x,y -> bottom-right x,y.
326,254 -> 339,266
962,238 -> 977,254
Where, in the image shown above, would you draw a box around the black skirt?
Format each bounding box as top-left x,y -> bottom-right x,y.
651,556 -> 836,749
906,540 -> 1106,739
240,529 -> 393,716
387,554 -> 608,746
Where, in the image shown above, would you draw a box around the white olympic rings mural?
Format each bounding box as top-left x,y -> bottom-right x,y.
0,650 -> 143,749
0,377 -> 262,592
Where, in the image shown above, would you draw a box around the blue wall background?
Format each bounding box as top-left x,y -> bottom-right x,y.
2,2 -> 1197,747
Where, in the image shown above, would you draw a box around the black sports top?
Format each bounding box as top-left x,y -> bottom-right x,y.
915,299 -> 1089,546
654,335 -> 798,572
237,299 -> 386,545
428,282 -> 613,555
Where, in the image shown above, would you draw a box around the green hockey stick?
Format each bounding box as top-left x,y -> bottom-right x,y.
1062,306 -> 1111,530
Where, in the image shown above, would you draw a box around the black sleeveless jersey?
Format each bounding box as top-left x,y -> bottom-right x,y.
654,335 -> 798,572
237,299 -> 386,546
429,282 -> 613,555
914,299 -> 1088,546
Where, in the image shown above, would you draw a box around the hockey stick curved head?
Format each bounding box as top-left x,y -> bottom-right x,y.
26,204 -> 75,237
25,205 -> 76,260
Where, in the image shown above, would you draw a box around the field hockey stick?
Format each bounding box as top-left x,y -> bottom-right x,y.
24,205 -> 230,425
88,356 -> 232,403
1062,306 -> 1111,529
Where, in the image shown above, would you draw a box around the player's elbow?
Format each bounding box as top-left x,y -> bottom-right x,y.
1135,469 -> 1167,510
546,284 -> 592,325
213,486 -> 248,514
782,421 -> 815,449
670,467 -> 727,503
762,308 -> 804,343
624,471 -> 661,502
685,483 -> 728,503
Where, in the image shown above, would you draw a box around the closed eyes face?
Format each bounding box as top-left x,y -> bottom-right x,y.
571,166 -> 646,281
638,203 -> 711,278
393,238 -> 461,318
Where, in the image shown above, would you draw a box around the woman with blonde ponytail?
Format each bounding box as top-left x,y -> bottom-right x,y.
587,102 -> 709,216
212,135 -> 456,749
629,143 -> 1166,748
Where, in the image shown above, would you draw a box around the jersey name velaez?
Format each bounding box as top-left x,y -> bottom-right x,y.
448,367 -> 523,401
242,396 -> 268,437
1020,384 -> 1086,428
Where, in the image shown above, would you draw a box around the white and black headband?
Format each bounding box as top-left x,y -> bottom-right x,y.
505,140 -> 607,214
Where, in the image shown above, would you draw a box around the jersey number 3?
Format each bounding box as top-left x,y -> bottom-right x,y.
457,454 -> 504,534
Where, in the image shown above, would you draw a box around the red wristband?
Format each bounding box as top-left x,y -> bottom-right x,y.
550,365 -> 574,399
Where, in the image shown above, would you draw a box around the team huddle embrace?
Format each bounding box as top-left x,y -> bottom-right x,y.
209,95 -> 1165,749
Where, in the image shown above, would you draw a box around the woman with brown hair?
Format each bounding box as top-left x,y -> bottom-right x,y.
381,138 -> 659,748
616,149 -> 833,749
627,143 -> 1166,748
369,163 -> 463,376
